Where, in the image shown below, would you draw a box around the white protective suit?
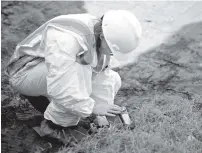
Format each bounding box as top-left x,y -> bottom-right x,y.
6,14 -> 122,127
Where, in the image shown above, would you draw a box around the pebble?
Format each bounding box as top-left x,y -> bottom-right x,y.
1,95 -> 9,102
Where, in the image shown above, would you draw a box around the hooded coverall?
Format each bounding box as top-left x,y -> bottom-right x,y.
5,14 -> 122,127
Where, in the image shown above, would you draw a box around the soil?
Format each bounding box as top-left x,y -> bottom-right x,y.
1,1 -> 87,153
1,1 -> 202,153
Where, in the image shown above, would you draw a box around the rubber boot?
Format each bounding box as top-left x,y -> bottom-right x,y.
33,119 -> 88,145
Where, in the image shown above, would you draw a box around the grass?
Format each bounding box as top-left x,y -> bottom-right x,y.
58,93 -> 202,153
58,21 -> 202,152
1,1 -> 202,153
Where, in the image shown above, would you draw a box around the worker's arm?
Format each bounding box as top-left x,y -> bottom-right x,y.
43,24 -> 95,118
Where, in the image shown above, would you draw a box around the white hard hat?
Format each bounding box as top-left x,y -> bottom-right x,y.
102,10 -> 142,61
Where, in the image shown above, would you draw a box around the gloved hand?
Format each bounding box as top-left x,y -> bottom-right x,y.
92,103 -> 122,117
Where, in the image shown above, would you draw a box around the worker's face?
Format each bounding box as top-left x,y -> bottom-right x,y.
99,34 -> 113,56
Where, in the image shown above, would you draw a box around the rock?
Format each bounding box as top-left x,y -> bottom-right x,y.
8,99 -> 20,107
1,95 -> 9,102
192,130 -> 202,142
34,143 -> 52,153
145,19 -> 152,23
2,99 -> 20,108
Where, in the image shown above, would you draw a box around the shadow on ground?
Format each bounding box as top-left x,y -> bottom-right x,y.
1,1 -> 202,153
109,21 -> 202,153
59,21 -> 202,153
116,21 -> 202,105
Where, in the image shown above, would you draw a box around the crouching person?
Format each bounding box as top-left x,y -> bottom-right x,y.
5,10 -> 142,144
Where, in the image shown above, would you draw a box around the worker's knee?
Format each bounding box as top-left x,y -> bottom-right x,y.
9,62 -> 48,97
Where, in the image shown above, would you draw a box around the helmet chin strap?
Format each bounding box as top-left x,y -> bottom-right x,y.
92,48 -> 111,73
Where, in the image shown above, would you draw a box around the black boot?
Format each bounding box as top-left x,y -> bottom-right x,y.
33,119 -> 88,145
